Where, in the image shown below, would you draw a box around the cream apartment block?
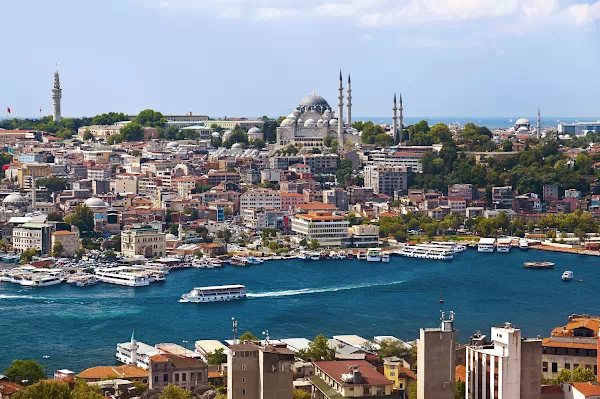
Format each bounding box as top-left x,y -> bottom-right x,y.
291,211 -> 349,247
240,189 -> 281,212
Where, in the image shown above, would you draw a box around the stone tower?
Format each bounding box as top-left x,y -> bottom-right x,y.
130,330 -> 139,366
52,70 -> 62,122
392,93 -> 398,144
337,71 -> 344,146
537,106 -> 541,139
346,74 -> 352,127
399,93 -> 404,143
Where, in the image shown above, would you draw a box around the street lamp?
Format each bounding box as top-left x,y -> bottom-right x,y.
42,355 -> 50,378
182,340 -> 188,357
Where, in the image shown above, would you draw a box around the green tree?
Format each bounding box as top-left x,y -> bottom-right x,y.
407,382 -> 417,399
293,389 -> 311,399
159,384 -> 191,399
502,140 -> 513,152
307,239 -> 320,250
556,368 -> 572,384
103,250 -> 117,260
83,130 -> 94,141
64,204 -> 95,233
238,331 -> 258,342
5,359 -> 46,385
217,229 -> 232,243
36,176 -> 67,193
296,334 -> 335,361
377,338 -> 410,361
47,212 -> 63,222
135,109 -> 167,128
72,379 -> 104,399
572,365 -> 595,382
12,381 -> 71,399
375,133 -> 393,147
455,381 -> 466,399
20,249 -> 39,264
206,348 -> 227,365
52,241 -> 64,257
133,380 -> 149,395
120,121 -> 145,142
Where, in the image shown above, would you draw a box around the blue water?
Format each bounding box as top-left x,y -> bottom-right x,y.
356,117 -> 600,130
1,250 -> 599,372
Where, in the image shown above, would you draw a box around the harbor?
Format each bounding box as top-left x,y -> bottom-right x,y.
1,248 -> 598,372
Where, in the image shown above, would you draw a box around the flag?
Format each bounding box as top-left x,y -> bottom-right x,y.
7,107 -> 10,114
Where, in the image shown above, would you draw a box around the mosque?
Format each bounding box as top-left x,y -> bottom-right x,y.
512,107 -> 542,139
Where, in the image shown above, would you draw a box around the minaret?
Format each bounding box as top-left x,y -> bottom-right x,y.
392,93 -> 398,144
178,223 -> 184,241
337,71 -> 344,146
537,106 -> 541,139
399,94 -> 404,142
130,330 -> 138,365
346,74 -> 352,127
52,70 -> 62,122
31,177 -> 36,209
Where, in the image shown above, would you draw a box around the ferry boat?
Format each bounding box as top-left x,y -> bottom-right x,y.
397,244 -> 454,261
358,251 -> 367,261
67,274 -> 99,287
94,267 -> 152,287
519,239 -> 529,250
562,271 -> 574,281
431,241 -> 467,253
381,252 -> 390,263
477,238 -> 496,253
180,284 -> 247,303
366,248 -> 382,262
496,238 -> 512,253
297,252 -> 311,261
229,256 -> 249,267
524,261 -> 554,269
20,271 -> 64,287
246,257 -> 264,265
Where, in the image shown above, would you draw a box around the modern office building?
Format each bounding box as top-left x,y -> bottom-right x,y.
291,211 -> 350,248
558,121 -> 600,137
367,151 -> 424,173
364,166 -> 409,197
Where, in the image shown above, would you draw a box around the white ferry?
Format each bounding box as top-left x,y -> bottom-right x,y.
180,284 -> 246,303
477,238 -> 496,253
95,267 -> 152,287
366,248 -> 382,262
382,252 -> 390,263
431,241 -> 467,253
496,238 -> 512,253
297,252 -> 311,261
20,271 -> 64,287
397,244 -> 454,261
66,274 -> 99,287
519,239 -> 529,250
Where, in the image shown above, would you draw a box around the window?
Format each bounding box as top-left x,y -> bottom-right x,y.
241,364 -> 246,371
565,363 -> 571,370
552,363 -> 558,373
242,389 -> 245,395
542,362 -> 548,372
175,374 -> 179,382
242,377 -> 245,383
163,374 -> 168,382
574,364 -> 579,369
182,373 -> 186,382
154,376 -> 158,384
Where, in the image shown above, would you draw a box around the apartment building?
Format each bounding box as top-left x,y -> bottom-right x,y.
310,360 -> 395,398
227,343 -> 294,399
12,222 -> 52,254
492,186 -> 515,209
280,192 -> 306,211
87,167 -> 111,181
148,354 -> 208,390
240,189 -> 281,212
447,197 -> 467,215
448,183 -> 473,201
242,207 -> 283,229
364,166 -> 409,197
291,211 -> 349,247
17,163 -> 53,189
367,151 -> 424,173
347,186 -> 375,205
302,154 -> 339,174
323,188 -> 349,211
350,225 -> 380,248
206,171 -> 241,186
121,225 -> 166,258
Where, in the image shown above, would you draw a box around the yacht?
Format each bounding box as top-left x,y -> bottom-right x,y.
246,257 -> 264,265
229,256 -> 249,267
397,244 -> 454,261
358,251 -> 367,261
207,258 -> 224,268
94,267 -> 152,287
477,238 -> 496,253
180,284 -> 246,303
310,253 -> 321,261
496,238 -> 512,253
431,241 -> 467,253
562,271 -> 574,281
519,239 -> 529,250
366,248 -> 382,262
381,252 -> 390,263
297,252 -> 311,261
346,251 -> 354,259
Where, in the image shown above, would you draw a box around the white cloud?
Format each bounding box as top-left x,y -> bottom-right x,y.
564,1 -> 600,25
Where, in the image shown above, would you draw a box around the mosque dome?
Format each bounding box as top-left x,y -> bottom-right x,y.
222,130 -> 233,140
3,193 -> 27,205
515,118 -> 530,126
300,94 -> 329,108
297,119 -> 303,125
166,141 -> 179,148
317,119 -> 324,127
165,233 -> 178,241
248,127 -> 262,134
281,119 -> 291,126
518,126 -> 529,132
329,118 -> 338,125
304,119 -> 317,127
287,112 -> 297,119
84,197 -> 107,208
231,143 -> 243,150
211,132 -> 221,138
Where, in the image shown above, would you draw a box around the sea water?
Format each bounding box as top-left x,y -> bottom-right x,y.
0,249 -> 598,371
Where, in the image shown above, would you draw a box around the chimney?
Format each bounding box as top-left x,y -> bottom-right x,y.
353,368 -> 362,384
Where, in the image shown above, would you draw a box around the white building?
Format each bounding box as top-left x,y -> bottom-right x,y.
291,211 -> 349,247
121,225 -> 166,258
367,151 -> 424,173
239,189 -> 281,212
116,332 -> 160,370
12,222 -> 52,254
242,207 -> 283,229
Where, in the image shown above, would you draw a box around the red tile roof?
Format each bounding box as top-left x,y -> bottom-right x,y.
572,382 -> 600,396
314,360 -> 392,386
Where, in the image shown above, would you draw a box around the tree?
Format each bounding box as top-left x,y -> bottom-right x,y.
217,229 -> 232,243
36,176 -> 67,193
377,338 -> 410,361
502,140 -> 513,152
12,381 -> 71,399
293,389 -> 311,399
455,381 -> 466,399
375,133 -> 393,147
159,384 -> 191,399
83,130 -> 94,141
20,249 -> 39,264
64,204 -> 95,233
5,359 -> 46,385
238,331 -> 258,343
135,109 -> 167,128
103,250 -> 117,260
572,365 -> 595,382
120,121 -> 145,142
556,368 -> 571,384
206,348 -> 227,365
52,241 -> 64,257
307,239 -> 320,250
296,334 -> 335,361
72,379 -> 104,399
133,380 -> 149,395
47,212 -> 63,222
407,382 -> 417,399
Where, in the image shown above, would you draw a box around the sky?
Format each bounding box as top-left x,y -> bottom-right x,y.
1,0 -> 599,119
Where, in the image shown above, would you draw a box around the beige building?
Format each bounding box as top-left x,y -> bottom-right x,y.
350,224 -> 380,248
240,189 -> 281,212
148,354 -> 208,390
291,211 -> 349,248
121,226 -> 166,258
51,230 -> 81,257
13,222 -> 52,254
310,360 -> 394,398
78,125 -> 122,140
364,165 -> 409,197
205,119 -> 264,130
83,149 -> 112,165
227,343 -> 294,399
17,163 -> 53,189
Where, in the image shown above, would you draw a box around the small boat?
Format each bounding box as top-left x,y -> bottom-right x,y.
381,252 -> 390,263
229,257 -> 249,267
439,295 -> 444,304
366,248 -> 382,262
519,239 -> 529,250
310,253 -> 321,261
346,251 -> 354,259
524,262 -> 554,269
246,257 -> 264,265
320,251 -> 329,259
562,271 -> 574,281
337,251 -> 346,259
297,252 -> 311,261
358,251 -> 367,261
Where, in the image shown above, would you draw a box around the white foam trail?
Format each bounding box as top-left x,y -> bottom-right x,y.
247,280 -> 406,298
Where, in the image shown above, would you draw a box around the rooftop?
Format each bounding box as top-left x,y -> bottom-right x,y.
77,365 -> 147,379
314,360 -> 392,386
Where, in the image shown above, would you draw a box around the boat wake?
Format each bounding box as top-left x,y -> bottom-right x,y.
247,280 -> 406,299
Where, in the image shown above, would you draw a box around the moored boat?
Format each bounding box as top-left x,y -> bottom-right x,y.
519,239 -> 529,250
229,256 -> 249,267
358,251 -> 367,261
496,238 -> 512,253
381,252 -> 390,263
366,248 -> 382,262
396,244 -> 454,261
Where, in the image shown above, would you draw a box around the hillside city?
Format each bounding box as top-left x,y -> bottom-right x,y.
2,71 -> 600,399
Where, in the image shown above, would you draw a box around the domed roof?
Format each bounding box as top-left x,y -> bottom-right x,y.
248,127 -> 262,134
224,130 -> 233,134
3,193 -> 27,204
329,118 -> 338,125
84,197 -> 107,208
516,118 -> 530,125
211,132 -> 221,138
281,119 -> 291,126
165,233 -> 178,241
304,119 -> 316,127
300,94 -> 330,108
518,126 -> 529,132
231,143 -> 243,150
167,141 -> 179,148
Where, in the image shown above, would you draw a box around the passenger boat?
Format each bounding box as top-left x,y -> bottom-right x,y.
396,244 -> 454,261
20,271 -> 64,287
524,261 -> 554,269
207,258 -> 224,268
381,252 -> 390,263
358,251 -> 367,261
519,239 -> 529,250
229,256 -> 249,267
431,242 -> 467,253
67,274 -> 99,287
562,271 -> 574,281
496,238 -> 512,253
366,248 -> 382,262
180,284 -> 246,303
94,267 -> 153,287
477,238 -> 496,253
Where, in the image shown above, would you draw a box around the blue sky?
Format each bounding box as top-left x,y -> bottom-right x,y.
1,0 -> 599,118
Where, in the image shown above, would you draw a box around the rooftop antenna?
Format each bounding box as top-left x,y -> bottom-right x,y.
262,329 -> 270,346
232,317 -> 238,344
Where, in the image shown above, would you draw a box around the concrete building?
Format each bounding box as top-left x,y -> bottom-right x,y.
242,207 -> 283,230
492,186 -> 515,210
323,188 -> 349,211
12,222 -> 52,254
561,382 -> 600,398
17,163 -> 53,189
51,230 -> 80,257
240,189 -> 281,212
559,121 -> 600,137
121,225 -> 166,258
544,184 -> 560,201
291,211 -> 350,248
227,343 -> 294,399
448,184 -> 473,201
417,312 -> 457,399
148,353 -> 208,390
116,332 -> 160,370
364,166 -> 409,197
367,151 -> 424,173
350,224 -> 380,248
466,322 -> 542,399
310,360 -> 395,398
542,315 -> 600,380
280,192 -> 306,211
302,154 -> 340,174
